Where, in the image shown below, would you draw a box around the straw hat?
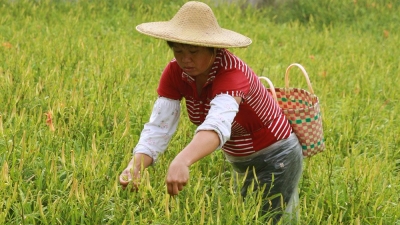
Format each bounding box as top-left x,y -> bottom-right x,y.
136,1 -> 252,48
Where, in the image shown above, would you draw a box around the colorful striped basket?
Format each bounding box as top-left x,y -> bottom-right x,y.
259,63 -> 325,157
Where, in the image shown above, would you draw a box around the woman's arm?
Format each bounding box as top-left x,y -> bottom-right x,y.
119,97 -> 180,190
166,130 -> 219,195
166,95 -> 241,195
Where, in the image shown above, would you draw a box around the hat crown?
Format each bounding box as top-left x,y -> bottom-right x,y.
170,1 -> 220,36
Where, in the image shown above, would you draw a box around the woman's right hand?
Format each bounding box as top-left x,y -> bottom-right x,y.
119,153 -> 153,191
119,160 -> 141,191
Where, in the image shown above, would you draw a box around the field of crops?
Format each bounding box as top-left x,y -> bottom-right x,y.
1,0 -> 399,224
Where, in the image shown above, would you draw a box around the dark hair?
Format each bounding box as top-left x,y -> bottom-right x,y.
166,41 -> 215,53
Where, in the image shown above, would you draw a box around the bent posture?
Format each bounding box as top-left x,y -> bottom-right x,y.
119,1 -> 303,223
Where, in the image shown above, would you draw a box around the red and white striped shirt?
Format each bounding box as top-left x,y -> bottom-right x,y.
157,49 -> 292,156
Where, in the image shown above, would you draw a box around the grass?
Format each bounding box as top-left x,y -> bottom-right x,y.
0,0 -> 399,224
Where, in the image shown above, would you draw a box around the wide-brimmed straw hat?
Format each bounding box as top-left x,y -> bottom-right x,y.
136,1 -> 252,48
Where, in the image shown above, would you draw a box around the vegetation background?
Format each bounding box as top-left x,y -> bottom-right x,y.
0,0 -> 399,224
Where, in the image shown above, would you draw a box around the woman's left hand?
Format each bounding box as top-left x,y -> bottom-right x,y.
166,159 -> 189,195
164,130 -> 221,195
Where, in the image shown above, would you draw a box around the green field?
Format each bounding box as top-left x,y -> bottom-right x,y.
0,0 -> 399,224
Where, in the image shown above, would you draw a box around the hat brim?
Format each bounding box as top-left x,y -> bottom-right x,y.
136,22 -> 252,48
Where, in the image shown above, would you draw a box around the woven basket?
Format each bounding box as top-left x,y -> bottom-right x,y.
259,63 -> 325,157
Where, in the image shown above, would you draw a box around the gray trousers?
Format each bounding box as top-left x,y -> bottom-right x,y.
225,133 -> 303,224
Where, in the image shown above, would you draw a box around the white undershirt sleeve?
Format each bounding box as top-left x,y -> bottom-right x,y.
133,97 -> 180,163
195,94 -> 239,149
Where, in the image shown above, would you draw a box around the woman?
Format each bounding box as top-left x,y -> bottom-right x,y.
119,1 -> 303,223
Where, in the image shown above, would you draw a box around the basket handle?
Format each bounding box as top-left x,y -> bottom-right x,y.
285,63 -> 314,94
259,76 -> 278,103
